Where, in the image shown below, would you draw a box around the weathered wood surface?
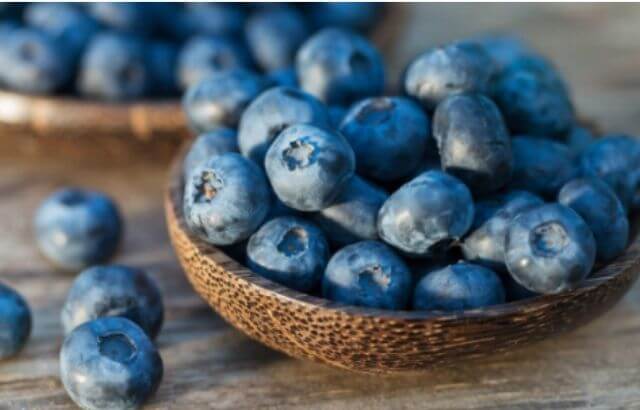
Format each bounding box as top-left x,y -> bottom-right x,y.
3,4 -> 640,409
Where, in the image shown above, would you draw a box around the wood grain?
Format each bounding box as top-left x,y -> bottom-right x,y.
3,3 -> 640,408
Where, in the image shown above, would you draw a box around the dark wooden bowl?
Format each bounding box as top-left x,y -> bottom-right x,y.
165,143 -> 640,374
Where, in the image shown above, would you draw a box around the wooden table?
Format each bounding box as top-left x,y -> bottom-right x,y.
2,4 -> 640,409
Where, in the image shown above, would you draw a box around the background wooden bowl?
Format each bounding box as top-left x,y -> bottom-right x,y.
165,144 -> 640,374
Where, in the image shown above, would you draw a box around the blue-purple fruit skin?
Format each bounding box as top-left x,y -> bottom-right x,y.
502,272 -> 538,302
404,41 -> 496,111
328,105 -> 348,129
245,7 -> 309,72
322,240 -> 412,310
296,28 -> 384,106
78,33 -> 149,101
183,153 -> 271,246
474,34 -> 534,70
462,190 -> 544,272
509,136 -> 575,198
35,188 -> 122,271
579,134 -> 640,211
247,216 -> 329,293
377,170 -> 474,257
88,3 -> 153,34
566,125 -> 595,160
413,262 -> 505,311
266,67 -> 298,88
558,178 -> 629,263
238,86 -> 331,166
177,35 -> 252,90
339,96 -> 430,182
61,265 -> 164,339
433,93 -> 512,194
180,3 -> 247,38
306,2 -> 381,33
182,68 -> 267,133
493,56 -> 574,138
0,283 -> 31,359
60,317 -> 162,410
264,124 -> 355,211
505,203 -> 596,294
183,128 -> 239,176
147,41 -> 179,97
313,176 -> 388,246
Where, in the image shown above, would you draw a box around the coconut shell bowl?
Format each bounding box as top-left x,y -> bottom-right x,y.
165,142 -> 640,375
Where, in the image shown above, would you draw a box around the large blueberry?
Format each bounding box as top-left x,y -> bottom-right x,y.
264,124 -> 355,211
462,190 -> 544,272
78,33 -> 149,101
0,283 -> 31,359
313,176 -> 388,246
60,317 -> 162,410
505,203 -> 596,294
413,262 -> 505,311
177,35 -> 252,90
247,216 -> 329,293
580,135 -> 640,210
558,178 -> 629,262
566,125 -> 595,160
433,93 -> 512,194
238,86 -> 331,166
404,41 -> 496,111
339,96 -> 430,181
147,41 -> 179,97
246,7 -> 309,72
183,128 -> 238,176
378,170 -> 474,257
322,240 -> 412,310
61,265 -> 164,339
35,188 -> 122,271
0,28 -> 71,94
296,28 -> 384,106
183,153 -> 271,246
306,3 -> 381,33
509,136 -> 575,198
182,69 -> 268,133
493,57 -> 574,137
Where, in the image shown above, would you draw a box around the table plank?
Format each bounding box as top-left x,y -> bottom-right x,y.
2,4 -> 640,409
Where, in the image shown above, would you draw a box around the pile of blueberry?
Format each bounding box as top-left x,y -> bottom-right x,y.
0,3 -> 380,100
181,29 -> 640,312
2,188 -> 165,409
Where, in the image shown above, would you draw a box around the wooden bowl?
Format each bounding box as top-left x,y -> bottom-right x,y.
165,144 -> 640,374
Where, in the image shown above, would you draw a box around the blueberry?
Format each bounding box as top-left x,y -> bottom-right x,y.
505,203 -> 596,294
306,3 -> 382,33
504,54 -> 569,93
296,28 -> 384,106
247,216 -> 329,293
580,134 -> 640,210
558,178 -> 629,262
404,41 -> 496,111
433,93 -> 512,194
246,7 -> 309,72
265,124 -> 355,211
35,188 -> 122,271
566,125 -> 595,160
313,175 -> 388,246
266,67 -> 298,88
322,240 -> 412,310
238,86 -> 331,166
339,96 -> 430,182
183,152 -> 271,246
462,190 -> 544,272
182,68 -> 267,133
0,28 -> 72,94
502,272 -> 538,302
0,283 -> 31,359
378,170 -> 474,257
474,34 -> 534,70
88,3 -> 154,34
328,105 -> 348,129
493,57 -> 574,138
509,136 -> 575,198
60,317 -> 162,410
78,33 -> 150,101
146,41 -> 179,97
181,3 -> 247,37
177,35 -> 252,90
413,262 -> 505,311
183,128 -> 239,176
61,265 -> 164,339
24,3 -> 99,60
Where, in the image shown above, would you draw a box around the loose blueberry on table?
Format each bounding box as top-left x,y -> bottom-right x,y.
0,282 -> 31,359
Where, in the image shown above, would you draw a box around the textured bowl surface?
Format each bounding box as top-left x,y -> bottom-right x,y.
166,144 -> 640,374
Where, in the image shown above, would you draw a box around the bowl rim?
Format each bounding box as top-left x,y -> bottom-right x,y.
167,142 -> 640,322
